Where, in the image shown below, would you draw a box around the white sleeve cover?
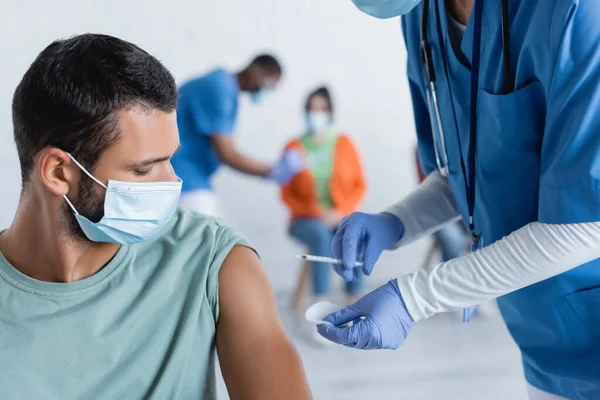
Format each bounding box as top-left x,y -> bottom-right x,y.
384,170 -> 461,247
398,221 -> 600,321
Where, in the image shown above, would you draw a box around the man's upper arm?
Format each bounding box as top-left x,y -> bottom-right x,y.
216,246 -> 311,400
539,0 -> 600,224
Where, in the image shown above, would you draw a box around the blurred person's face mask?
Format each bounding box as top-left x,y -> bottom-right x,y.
250,76 -> 278,105
306,111 -> 332,133
351,0 -> 422,18
63,154 -> 182,245
250,90 -> 270,104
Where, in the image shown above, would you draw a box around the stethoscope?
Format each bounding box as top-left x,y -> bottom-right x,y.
419,0 -> 513,246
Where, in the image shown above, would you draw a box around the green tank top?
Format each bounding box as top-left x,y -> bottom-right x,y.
300,129 -> 337,209
0,209 -> 251,399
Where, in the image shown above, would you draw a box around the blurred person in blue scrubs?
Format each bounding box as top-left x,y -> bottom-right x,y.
317,1 -> 600,399
172,55 -> 305,217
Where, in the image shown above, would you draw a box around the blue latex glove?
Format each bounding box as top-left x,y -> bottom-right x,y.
331,212 -> 404,281
267,149 -> 306,185
463,305 -> 478,323
317,280 -> 413,349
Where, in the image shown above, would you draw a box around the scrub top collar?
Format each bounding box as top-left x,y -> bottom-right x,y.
432,0 -> 478,69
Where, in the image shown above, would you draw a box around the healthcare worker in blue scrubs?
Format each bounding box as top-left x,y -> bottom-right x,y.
317,1 -> 600,399
173,54 -> 305,217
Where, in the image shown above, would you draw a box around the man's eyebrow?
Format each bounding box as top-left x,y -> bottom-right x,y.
125,145 -> 181,169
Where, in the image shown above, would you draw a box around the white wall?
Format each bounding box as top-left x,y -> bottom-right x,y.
0,0 -> 422,289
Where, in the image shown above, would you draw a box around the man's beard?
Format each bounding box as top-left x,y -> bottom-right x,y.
62,177 -> 105,243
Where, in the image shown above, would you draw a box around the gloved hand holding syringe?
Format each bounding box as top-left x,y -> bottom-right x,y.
299,251 -> 414,350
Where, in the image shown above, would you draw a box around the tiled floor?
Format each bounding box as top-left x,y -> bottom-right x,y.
286,302 -> 526,399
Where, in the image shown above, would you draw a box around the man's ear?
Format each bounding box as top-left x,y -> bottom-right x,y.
36,148 -> 80,196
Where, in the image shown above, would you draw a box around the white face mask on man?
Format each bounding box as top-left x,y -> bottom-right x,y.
63,154 -> 182,244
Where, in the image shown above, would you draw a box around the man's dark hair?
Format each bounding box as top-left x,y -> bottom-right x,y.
251,54 -> 283,77
12,33 -> 178,184
305,86 -> 334,114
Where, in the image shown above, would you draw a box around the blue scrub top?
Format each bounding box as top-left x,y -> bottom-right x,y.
172,68 -> 240,192
402,1 -> 600,398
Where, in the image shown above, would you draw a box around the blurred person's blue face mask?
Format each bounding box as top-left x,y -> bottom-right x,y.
250,89 -> 271,105
306,111 -> 332,133
63,154 -> 182,245
250,77 -> 278,105
351,0 -> 422,18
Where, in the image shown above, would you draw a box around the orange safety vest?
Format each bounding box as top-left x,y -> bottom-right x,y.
281,135 -> 366,220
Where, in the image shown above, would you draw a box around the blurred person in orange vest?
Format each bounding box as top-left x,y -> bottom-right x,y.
282,87 -> 366,306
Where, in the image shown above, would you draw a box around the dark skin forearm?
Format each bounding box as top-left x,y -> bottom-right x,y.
210,135 -> 272,176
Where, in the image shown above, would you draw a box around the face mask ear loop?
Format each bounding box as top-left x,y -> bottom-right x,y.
63,195 -> 79,215
66,153 -> 107,189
